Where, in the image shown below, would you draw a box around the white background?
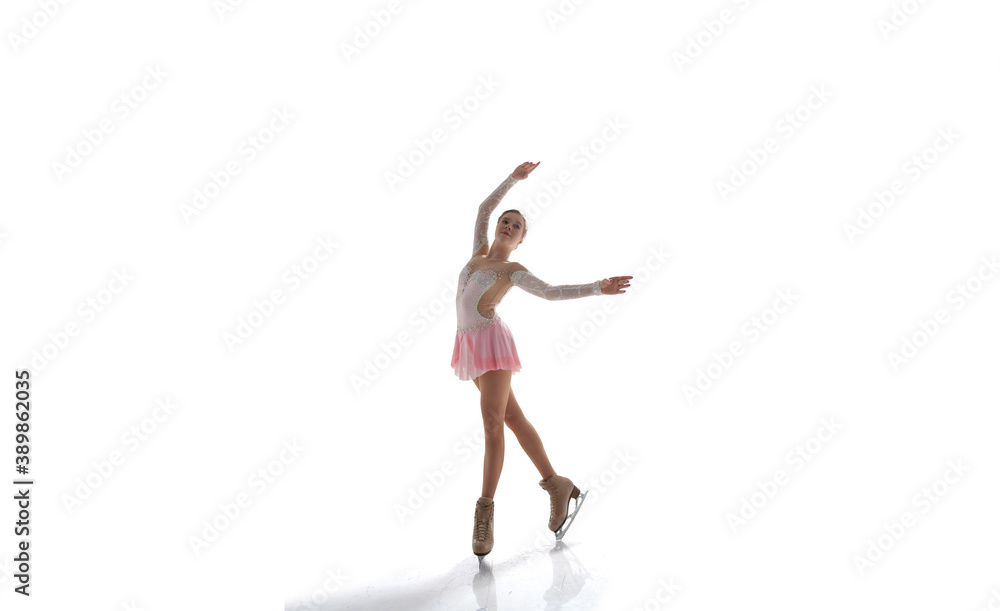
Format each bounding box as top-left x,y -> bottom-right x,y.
2,0 -> 999,609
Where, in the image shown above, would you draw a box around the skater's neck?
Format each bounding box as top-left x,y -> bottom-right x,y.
484,244 -> 513,262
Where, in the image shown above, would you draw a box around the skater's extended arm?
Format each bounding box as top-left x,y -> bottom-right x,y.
470,162 -> 539,257
509,265 -> 602,300
511,266 -> 634,298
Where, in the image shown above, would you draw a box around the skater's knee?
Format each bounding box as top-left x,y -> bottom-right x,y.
503,408 -> 524,428
481,406 -> 506,437
483,417 -> 505,438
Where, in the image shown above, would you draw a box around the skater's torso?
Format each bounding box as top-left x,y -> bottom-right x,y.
456,254 -> 523,333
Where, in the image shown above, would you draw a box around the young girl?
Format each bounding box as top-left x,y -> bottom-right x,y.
451,161 -> 632,560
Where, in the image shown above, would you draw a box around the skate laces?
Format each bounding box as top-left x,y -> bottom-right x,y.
475,502 -> 493,541
543,481 -> 561,523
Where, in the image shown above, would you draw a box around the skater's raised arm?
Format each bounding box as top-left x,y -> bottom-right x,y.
470,162 -> 539,257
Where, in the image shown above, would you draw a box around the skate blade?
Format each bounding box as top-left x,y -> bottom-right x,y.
554,490 -> 588,540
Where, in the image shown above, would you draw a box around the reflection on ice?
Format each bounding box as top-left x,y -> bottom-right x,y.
289,540 -> 605,611
475,541 -> 594,610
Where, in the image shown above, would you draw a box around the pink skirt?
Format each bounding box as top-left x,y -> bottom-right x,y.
451,318 -> 522,381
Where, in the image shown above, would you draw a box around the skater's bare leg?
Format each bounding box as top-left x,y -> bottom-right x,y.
473,378 -> 556,481
476,369 -> 511,499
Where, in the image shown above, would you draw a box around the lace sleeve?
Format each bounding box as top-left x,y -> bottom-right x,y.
472,174 -> 520,256
510,269 -> 602,300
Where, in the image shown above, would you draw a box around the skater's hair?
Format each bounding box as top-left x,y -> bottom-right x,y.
498,209 -> 527,242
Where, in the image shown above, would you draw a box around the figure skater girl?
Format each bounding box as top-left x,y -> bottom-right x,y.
451,161 -> 632,560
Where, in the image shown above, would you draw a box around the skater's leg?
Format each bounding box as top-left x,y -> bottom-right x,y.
473,379 -> 556,481
505,399 -> 557,481
476,369 -> 512,499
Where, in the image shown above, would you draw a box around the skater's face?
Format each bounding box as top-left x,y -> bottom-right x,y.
496,213 -> 524,248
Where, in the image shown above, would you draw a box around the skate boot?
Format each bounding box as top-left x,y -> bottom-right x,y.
472,497 -> 494,559
539,474 -> 587,540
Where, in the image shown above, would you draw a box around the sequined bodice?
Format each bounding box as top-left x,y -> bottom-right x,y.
456,256 -> 517,333
455,173 -> 603,334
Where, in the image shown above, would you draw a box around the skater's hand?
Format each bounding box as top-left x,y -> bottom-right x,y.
600,276 -> 632,295
512,161 -> 540,180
